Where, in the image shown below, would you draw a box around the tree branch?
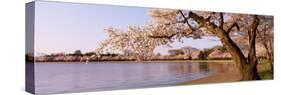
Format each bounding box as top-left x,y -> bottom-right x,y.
247,15 -> 259,65
148,34 -> 176,39
164,20 -> 185,25
188,12 -> 206,27
220,13 -> 224,28
148,11 -> 198,39
186,19 -> 196,31
188,11 -> 250,68
148,31 -> 194,39
178,10 -> 188,23
178,10 -> 196,31
226,22 -> 240,33
206,12 -> 215,21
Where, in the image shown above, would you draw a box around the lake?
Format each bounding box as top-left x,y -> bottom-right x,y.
34,61 -> 236,94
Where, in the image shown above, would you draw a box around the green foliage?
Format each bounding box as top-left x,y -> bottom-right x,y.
73,50 -> 82,56
100,52 -> 119,57
258,59 -> 273,80
84,52 -> 96,56
259,71 -> 273,80
198,48 -> 214,60
258,58 -> 270,64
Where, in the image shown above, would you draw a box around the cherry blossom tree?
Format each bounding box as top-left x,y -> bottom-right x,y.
96,26 -> 164,60
98,8 -> 273,80
257,16 -> 274,71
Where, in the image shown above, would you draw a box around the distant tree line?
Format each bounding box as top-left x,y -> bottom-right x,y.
44,50 -> 119,57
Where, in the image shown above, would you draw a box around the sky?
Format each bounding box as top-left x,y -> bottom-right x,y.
34,1 -> 221,55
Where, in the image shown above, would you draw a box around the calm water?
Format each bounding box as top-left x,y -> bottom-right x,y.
34,61 -> 236,94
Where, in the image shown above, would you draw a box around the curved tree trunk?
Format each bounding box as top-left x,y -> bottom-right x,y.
188,12 -> 261,80
151,11 -> 262,80
218,28 -> 260,80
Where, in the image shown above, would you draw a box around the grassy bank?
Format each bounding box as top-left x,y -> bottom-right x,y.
258,59 -> 273,79
142,60 -> 233,63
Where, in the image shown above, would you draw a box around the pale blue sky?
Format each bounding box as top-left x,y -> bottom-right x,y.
34,1 -> 221,55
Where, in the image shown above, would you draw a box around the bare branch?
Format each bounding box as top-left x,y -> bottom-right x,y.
226,22 -> 240,33
148,31 -> 193,39
178,10 -> 188,23
178,10 -> 195,31
149,11 -> 199,39
247,15 -> 259,65
164,20 -> 185,25
220,13 -> 224,28
188,12 -> 206,27
206,12 -> 216,21
148,34 -> 176,39
186,19 -> 196,31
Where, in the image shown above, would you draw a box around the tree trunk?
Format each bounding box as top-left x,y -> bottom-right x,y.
188,12 -> 261,80
268,41 -> 274,72
245,15 -> 261,80
219,29 -> 260,80
240,63 -> 261,80
263,42 -> 274,72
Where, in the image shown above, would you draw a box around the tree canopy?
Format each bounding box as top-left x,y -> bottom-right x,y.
97,8 -> 273,80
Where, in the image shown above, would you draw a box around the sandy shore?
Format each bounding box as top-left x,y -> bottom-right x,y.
179,67 -> 241,85
179,63 -> 273,85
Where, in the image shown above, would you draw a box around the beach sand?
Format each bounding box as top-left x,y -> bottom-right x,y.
179,63 -> 273,85
179,67 -> 241,85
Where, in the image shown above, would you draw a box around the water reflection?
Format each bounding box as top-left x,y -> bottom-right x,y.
35,61 -> 236,94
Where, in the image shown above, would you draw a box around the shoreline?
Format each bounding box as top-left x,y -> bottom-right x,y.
178,63 -> 273,85
29,60 -> 234,63
178,69 -> 241,85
